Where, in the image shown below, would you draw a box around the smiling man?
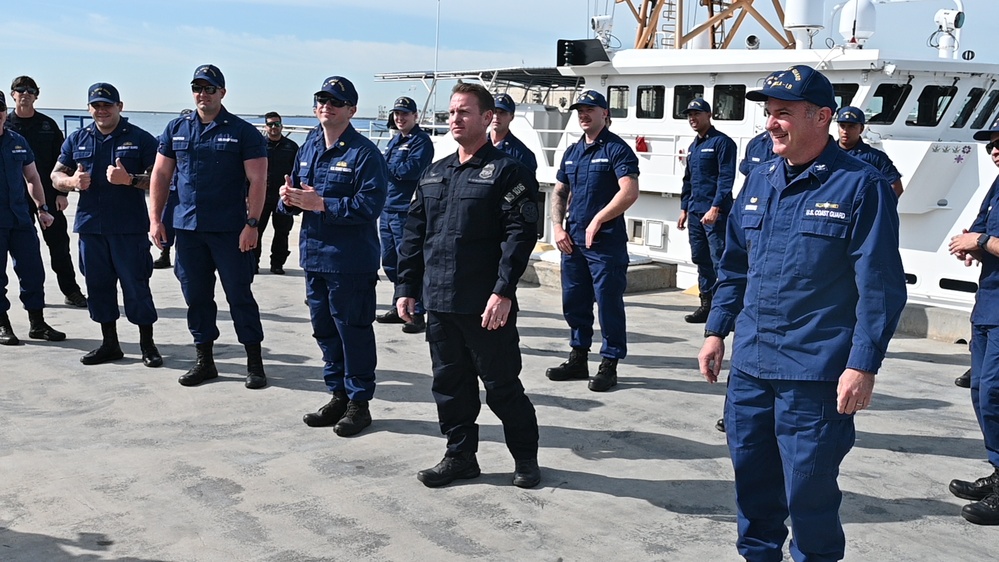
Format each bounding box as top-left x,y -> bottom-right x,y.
51,83 -> 161,368
149,64 -> 269,390
698,65 -> 906,561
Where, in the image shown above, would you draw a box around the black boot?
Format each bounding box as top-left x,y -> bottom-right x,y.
0,312 -> 20,346
684,292 -> 712,324
513,459 -> 541,488
589,357 -> 618,392
81,321 -> 124,365
139,324 -> 162,368
375,308 -> 406,324
962,486 -> 999,525
956,368 -> 971,388
546,348 -> 589,381
27,309 -> 65,341
417,453 -> 481,488
334,400 -> 372,437
153,247 -> 171,269
244,342 -> 267,389
178,342 -> 218,386
402,314 -> 426,334
950,467 -> 999,501
303,391 -> 349,427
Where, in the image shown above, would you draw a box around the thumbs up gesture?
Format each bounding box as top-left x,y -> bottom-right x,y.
107,157 -> 132,186
74,163 -> 91,191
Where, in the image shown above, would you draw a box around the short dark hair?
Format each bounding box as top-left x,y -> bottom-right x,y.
11,76 -> 38,92
451,83 -> 494,114
264,111 -> 281,121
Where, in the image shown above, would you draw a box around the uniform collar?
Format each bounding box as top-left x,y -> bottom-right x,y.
87,116 -> 131,139
765,137 -> 839,191
449,141 -> 497,169
578,126 -> 612,150
310,122 -> 360,152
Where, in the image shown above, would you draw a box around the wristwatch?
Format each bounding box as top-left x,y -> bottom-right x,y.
129,174 -> 140,187
246,217 -> 259,228
38,204 -> 50,214
704,329 -> 725,339
978,233 -> 991,250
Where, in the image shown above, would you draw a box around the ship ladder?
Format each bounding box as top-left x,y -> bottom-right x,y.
659,0 -> 677,48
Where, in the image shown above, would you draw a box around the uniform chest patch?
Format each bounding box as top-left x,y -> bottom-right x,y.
591,158 -> 609,163
700,148 -> 715,153
479,163 -> 495,179
806,201 -> 847,220
331,161 -> 353,173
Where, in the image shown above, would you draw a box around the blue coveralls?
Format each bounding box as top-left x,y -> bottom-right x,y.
557,127 -> 639,360
490,131 -> 538,173
681,126 -> 736,295
739,131 -> 775,176
380,124 -> 433,313
707,139 -> 907,562
58,118 -> 158,325
0,130 -> 46,313
842,139 -> 902,187
279,124 -> 387,400
396,143 -> 540,460
157,108 -> 267,345
968,175 -> 999,472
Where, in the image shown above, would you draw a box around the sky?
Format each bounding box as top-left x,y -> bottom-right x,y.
2,0 -> 996,118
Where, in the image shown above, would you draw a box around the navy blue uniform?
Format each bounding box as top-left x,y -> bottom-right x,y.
380,124 -> 433,296
0,130 -> 46,314
968,175 -> 999,472
396,143 -> 539,460
707,139 -> 906,560
842,139 -> 902,186
157,107 -> 267,345
490,131 -> 538,173
255,135 -> 299,270
280,124 -> 387,400
556,127 -> 639,360
59,118 -> 158,325
681,126 -> 737,295
739,131 -> 775,176
7,110 -> 82,298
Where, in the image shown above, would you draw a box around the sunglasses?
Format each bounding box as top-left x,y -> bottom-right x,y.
315,95 -> 349,108
13,86 -> 38,96
191,84 -> 219,95
265,121 -> 282,128
987,140 -> 999,154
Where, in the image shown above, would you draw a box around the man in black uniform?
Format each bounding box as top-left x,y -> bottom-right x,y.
396,83 -> 541,489
7,76 -> 87,307
254,112 -> 298,275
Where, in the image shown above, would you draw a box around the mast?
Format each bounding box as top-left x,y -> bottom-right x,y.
619,0 -> 793,50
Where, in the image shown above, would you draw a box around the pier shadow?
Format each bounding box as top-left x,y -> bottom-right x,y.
854,430 -> 986,460
0,528 -> 166,562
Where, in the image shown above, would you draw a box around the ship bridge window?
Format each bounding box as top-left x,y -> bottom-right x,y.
833,84 -> 860,109
952,88 -> 986,128
637,85 -> 665,119
607,86 -> 629,119
905,85 -> 958,127
713,85 -> 746,121
673,85 -> 704,119
867,83 -> 912,125
971,90 -> 999,130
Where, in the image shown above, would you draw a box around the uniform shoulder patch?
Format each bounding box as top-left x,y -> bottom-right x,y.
503,183 -> 528,204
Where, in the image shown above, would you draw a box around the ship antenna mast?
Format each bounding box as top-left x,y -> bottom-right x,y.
619,0 -> 794,50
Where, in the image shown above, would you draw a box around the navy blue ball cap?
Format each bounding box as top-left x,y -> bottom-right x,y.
684,98 -> 711,114
493,93 -> 516,113
392,96 -> 417,113
88,83 -> 120,105
192,64 -> 225,88
973,114 -> 999,140
315,76 -> 358,106
836,106 -> 866,124
746,65 -> 837,111
569,90 -> 608,110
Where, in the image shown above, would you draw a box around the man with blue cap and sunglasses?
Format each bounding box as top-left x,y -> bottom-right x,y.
835,106 -> 904,197
279,76 -> 387,437
149,64 -> 270,390
698,65 -> 906,560
376,95 -> 433,334
945,116 -> 999,526
489,93 -> 537,173
677,97 -> 737,325
547,89 -> 639,392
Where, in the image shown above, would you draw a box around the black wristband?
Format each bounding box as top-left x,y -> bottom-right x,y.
704,329 -> 725,339
130,174 -> 140,187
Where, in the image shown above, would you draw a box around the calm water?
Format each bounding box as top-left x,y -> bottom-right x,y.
38,108 -> 387,147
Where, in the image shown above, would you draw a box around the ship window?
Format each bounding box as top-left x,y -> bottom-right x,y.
833,84 -> 860,109
952,88 -> 985,128
906,85 -> 958,127
867,84 -> 912,124
637,85 -> 665,119
673,85 -> 704,119
971,90 -> 999,130
607,86 -> 629,119
713,85 -> 746,121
